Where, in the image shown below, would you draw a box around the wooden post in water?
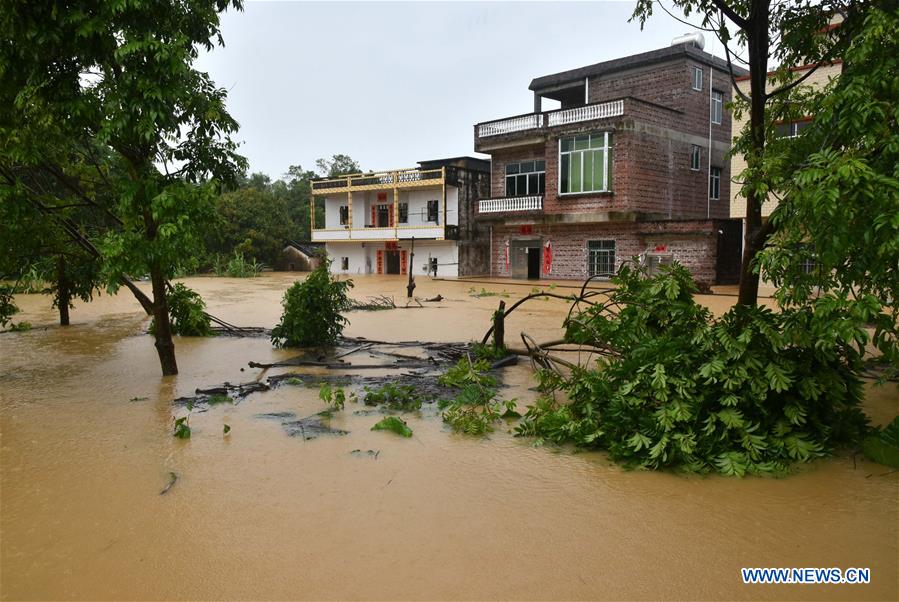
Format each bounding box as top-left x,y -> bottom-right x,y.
406,237 -> 416,299
493,300 -> 505,350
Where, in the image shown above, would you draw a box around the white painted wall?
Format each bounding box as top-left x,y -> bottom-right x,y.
326,243 -> 371,275
319,182 -> 459,230
323,193 -> 350,229
324,240 -> 461,277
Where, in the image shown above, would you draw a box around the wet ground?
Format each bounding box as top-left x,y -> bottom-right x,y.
1,273 -> 897,601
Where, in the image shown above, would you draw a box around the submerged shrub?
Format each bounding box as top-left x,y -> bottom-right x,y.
517,263 -> 869,476
439,356 -> 508,435
363,383 -> 422,411
371,416 -> 413,437
150,283 -> 213,337
0,287 -> 18,327
271,259 -> 353,348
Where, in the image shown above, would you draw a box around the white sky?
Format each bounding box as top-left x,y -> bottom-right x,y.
196,1 -> 725,179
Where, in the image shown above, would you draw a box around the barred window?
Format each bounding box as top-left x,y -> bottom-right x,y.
588,240 -> 616,278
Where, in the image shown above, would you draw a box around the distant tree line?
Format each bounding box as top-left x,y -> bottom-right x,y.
205,154 -> 361,268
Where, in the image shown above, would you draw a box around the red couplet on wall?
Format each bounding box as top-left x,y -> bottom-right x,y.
520,225 -> 533,235
376,250 -> 383,274
400,250 -> 407,275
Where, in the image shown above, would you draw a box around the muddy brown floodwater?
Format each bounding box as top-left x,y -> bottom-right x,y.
1,274 -> 897,601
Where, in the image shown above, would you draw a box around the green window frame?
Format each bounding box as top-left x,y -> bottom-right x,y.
559,132 -> 612,195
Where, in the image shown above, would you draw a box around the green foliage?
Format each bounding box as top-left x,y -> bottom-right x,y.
208,187 -> 291,266
518,264 -> 869,475
319,383 -> 347,411
8,321 -> 32,332
438,357 -> 496,389
0,288 -> 17,327
862,416 -> 899,470
468,287 -> 510,299
1,0 -> 247,374
471,341 -> 508,362
212,251 -> 262,278
316,154 -> 362,178
438,356 -> 506,435
149,283 -> 213,337
371,416 -> 413,438
223,424 -> 231,435
271,260 -> 353,348
756,7 -> 899,379
362,383 -> 422,411
173,417 -> 191,439
207,394 -> 232,405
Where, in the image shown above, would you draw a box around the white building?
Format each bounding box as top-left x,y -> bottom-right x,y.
310,158 -> 490,278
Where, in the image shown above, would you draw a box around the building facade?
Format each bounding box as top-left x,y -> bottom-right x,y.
310,157 -> 490,278
474,42 -> 747,284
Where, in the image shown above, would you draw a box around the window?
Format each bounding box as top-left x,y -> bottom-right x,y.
774,119 -> 811,139
398,202 -> 408,224
588,240 -> 616,278
709,166 -> 721,200
559,132 -> 612,194
691,66 -> 703,91
341,257 -> 349,271
798,243 -> 817,274
505,160 -> 546,197
711,90 -> 724,125
426,199 -> 439,223
690,145 -> 701,171
339,205 -> 349,225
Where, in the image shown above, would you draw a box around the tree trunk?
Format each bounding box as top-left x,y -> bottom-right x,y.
737,0 -> 772,307
150,265 -> 178,375
57,255 -> 70,326
493,300 -> 505,350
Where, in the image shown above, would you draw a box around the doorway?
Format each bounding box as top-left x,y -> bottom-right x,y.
385,250 -> 400,274
377,205 -> 390,227
526,247 -> 541,279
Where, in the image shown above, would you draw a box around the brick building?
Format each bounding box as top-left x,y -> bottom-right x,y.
473,39 -> 747,284
310,157 -> 490,277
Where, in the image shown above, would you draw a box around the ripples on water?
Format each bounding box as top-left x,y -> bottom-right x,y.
1,274 -> 896,601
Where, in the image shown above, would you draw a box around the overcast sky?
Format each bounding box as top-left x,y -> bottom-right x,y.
196,1 -> 725,179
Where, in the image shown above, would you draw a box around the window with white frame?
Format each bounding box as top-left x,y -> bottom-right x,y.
691,66 -> 703,91
711,90 -> 724,124
559,133 -> 612,194
339,205 -> 349,225
505,160 -> 546,196
709,166 -> 721,200
587,240 -> 616,278
690,145 -> 701,171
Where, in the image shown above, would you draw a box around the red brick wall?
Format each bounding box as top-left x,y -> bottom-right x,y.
488,221 -> 718,284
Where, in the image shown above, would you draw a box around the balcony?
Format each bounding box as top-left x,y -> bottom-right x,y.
475,99 -> 625,149
312,225 -> 446,242
311,167 -> 444,194
478,195 -> 543,214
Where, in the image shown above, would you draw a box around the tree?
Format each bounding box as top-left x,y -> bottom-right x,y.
210,186 -> 293,265
1,0 -> 246,375
0,159 -> 105,326
757,4 -> 899,375
631,0 -> 860,306
315,154 -> 362,178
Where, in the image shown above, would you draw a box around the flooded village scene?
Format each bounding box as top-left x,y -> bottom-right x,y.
1,2 -> 897,602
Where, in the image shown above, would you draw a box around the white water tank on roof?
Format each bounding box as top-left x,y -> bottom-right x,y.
671,32 -> 705,49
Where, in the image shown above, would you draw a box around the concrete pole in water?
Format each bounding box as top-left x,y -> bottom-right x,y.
406,236 -> 416,298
